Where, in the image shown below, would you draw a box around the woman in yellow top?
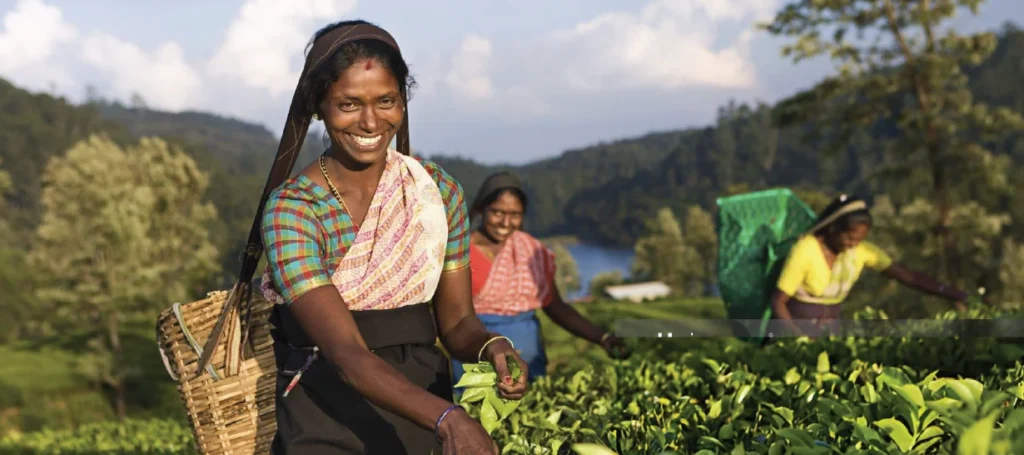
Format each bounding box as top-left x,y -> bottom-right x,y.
771,194 -> 968,336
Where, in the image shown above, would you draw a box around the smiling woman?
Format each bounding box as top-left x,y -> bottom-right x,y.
256,20 -> 529,455
450,171 -> 631,389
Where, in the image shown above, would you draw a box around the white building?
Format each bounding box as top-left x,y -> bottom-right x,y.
603,281 -> 671,303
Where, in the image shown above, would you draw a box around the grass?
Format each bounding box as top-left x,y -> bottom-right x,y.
0,321 -> 186,436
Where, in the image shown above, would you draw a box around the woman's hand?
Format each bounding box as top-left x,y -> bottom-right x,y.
600,333 -> 631,359
437,408 -> 499,455
481,337 -> 528,400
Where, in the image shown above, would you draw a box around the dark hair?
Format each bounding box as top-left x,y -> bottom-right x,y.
471,187 -> 529,218
813,194 -> 872,235
299,20 -> 417,118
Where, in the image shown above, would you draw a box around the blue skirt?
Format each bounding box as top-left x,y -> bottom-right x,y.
451,310 -> 547,390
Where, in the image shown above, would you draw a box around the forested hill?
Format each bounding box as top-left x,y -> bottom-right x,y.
430,130 -> 687,237
2,23 -> 1022,257
447,22 -> 1024,246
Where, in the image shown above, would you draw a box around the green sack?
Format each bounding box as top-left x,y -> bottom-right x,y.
716,188 -> 817,341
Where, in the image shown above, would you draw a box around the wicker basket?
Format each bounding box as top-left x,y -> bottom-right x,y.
156,286 -> 278,454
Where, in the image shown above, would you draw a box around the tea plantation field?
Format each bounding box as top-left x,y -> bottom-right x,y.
2,298 -> 1023,454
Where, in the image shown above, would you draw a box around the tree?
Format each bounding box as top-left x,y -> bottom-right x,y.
863,195 -> 1007,314
763,0 -> 1024,282
996,238 -> 1024,309
745,103 -> 780,186
713,101 -> 741,188
589,270 -> 624,299
84,84 -> 103,105
681,205 -> 718,295
631,208 -> 698,294
129,92 -> 148,109
0,159 -> 37,342
0,158 -> 11,230
792,187 -> 833,214
552,244 -> 581,298
28,134 -> 219,419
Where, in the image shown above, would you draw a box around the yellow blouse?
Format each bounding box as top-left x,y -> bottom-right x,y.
776,235 -> 893,305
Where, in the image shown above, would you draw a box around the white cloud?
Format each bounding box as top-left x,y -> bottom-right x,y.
206,0 -> 358,97
81,35 -> 202,111
445,34 -> 494,100
431,0 -> 778,123
0,0 -> 76,72
547,0 -> 777,91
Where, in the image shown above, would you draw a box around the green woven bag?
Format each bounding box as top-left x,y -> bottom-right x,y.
716,189 -> 817,341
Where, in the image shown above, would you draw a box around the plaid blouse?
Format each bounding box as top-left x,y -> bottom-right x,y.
261,156 -> 470,304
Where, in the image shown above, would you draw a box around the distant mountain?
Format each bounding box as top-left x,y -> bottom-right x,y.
429,130 -> 687,236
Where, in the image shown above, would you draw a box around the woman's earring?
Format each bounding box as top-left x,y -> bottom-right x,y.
313,112 -> 321,121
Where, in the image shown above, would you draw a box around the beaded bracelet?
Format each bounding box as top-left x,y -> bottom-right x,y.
478,336 -> 514,362
434,404 -> 462,442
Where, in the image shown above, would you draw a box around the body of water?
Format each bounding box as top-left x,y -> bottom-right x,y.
562,242 -> 635,300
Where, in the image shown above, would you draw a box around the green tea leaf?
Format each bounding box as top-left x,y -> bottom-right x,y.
853,422 -> 886,449
957,412 -> 997,455
486,391 -> 519,420
719,423 -> 735,440
860,383 -> 879,404
926,397 -> 965,414
550,440 -> 564,453
460,362 -> 494,374
785,368 -> 802,385
506,353 -> 523,382
1000,408 -> 1024,432
709,399 -> 723,419
479,399 -> 500,435
698,436 -> 726,448
874,418 -> 914,453
572,443 -> 619,455
816,352 -> 830,373
776,428 -> 815,447
944,380 -> 982,409
917,425 -> 945,441
735,384 -> 752,405
458,386 -> 488,404
896,384 -> 925,408
453,371 -> 497,388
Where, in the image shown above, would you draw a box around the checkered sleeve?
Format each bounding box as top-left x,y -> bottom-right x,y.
261,189 -> 332,303
417,158 -> 471,272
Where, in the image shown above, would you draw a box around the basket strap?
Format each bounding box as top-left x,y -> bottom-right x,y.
161,302 -> 221,381
157,318 -> 178,382
192,50 -> 313,378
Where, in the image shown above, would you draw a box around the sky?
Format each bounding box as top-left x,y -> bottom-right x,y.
0,0 -> 1021,164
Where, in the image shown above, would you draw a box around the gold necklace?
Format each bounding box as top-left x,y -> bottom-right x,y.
319,153 -> 353,220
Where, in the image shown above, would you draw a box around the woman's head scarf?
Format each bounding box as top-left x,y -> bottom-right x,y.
272,22 -> 410,187
471,171 -> 525,217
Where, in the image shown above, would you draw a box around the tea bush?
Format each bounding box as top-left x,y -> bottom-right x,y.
2,304 -> 1022,454
474,306 -> 1024,454
0,418 -> 197,454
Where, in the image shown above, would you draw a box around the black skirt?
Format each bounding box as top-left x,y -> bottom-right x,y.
269,302 -> 453,454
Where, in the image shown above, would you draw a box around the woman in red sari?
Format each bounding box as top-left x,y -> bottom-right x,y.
451,172 -> 631,386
